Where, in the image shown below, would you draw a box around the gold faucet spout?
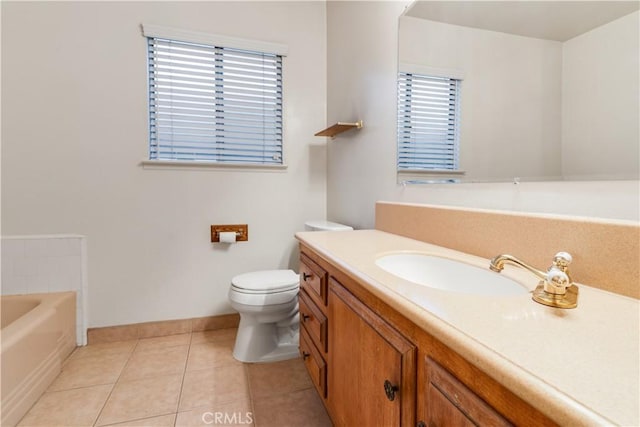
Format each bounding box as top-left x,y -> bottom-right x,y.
489,254 -> 548,281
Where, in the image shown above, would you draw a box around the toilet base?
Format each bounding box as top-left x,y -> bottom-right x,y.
236,342 -> 300,364
232,314 -> 300,363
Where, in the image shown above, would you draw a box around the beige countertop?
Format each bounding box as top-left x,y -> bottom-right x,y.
296,229 -> 639,426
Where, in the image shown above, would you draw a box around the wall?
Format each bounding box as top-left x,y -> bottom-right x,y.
326,1 -> 639,230
1,1 -> 327,328
1,236 -> 88,344
562,11 -> 640,180
399,16 -> 562,181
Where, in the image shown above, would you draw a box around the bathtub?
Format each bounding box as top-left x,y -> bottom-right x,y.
1,292 -> 76,426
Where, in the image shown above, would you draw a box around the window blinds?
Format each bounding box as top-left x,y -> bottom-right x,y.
397,72 -> 461,171
147,37 -> 283,164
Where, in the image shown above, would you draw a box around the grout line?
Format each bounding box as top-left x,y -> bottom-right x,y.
173,331 -> 193,426
244,362 -> 258,427
98,411 -> 177,427
91,338 -> 140,426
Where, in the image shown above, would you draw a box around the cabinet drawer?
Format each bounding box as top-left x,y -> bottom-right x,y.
300,254 -> 327,307
426,358 -> 512,427
300,327 -> 327,398
299,290 -> 327,353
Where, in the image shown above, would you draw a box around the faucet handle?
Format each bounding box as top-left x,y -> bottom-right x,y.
553,252 -> 572,270
546,268 -> 570,294
547,267 -> 571,289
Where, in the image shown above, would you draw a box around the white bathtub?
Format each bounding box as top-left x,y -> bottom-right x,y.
0,292 -> 76,426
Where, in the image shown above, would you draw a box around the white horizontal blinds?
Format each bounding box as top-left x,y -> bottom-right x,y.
398,72 -> 461,171
148,37 -> 283,164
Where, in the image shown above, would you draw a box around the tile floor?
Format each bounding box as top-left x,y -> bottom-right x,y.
18,329 -> 333,427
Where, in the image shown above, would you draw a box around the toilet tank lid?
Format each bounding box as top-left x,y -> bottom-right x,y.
231,269 -> 299,292
305,220 -> 353,231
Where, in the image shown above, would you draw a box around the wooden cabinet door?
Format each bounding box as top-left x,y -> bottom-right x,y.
328,278 -> 416,427
424,358 -> 513,427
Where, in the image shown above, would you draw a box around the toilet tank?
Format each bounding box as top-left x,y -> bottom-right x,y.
304,220 -> 353,231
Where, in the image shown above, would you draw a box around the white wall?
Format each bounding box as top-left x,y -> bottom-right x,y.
399,16 -> 562,181
326,1 -> 639,229
562,11 -> 640,180
1,1 -> 327,328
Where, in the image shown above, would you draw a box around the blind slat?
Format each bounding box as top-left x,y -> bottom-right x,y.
148,37 -> 283,164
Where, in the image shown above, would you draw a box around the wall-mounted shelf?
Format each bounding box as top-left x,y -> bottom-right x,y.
315,120 -> 363,138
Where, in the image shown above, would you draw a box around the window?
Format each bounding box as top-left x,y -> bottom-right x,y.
397,71 -> 462,173
144,25 -> 285,166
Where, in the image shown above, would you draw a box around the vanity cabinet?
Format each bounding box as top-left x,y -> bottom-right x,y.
298,244 -> 556,427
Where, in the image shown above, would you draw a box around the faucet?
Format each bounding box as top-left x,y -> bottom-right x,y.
490,252 -> 578,309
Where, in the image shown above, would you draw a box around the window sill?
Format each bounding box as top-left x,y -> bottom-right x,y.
398,169 -> 466,184
140,160 -> 288,172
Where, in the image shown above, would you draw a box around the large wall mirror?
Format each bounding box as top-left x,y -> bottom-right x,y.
398,1 -> 639,183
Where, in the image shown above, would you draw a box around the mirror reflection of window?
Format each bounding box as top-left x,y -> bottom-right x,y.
397,72 -> 462,173
399,1 -> 640,183
397,64 -> 466,184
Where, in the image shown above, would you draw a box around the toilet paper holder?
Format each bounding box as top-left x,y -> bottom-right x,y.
210,224 -> 249,242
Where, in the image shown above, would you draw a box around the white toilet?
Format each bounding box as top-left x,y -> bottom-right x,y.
228,220 -> 352,363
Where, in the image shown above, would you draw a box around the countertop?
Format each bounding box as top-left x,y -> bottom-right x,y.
295,229 -> 639,426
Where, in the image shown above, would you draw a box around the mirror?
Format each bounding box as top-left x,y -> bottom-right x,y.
399,1 -> 639,183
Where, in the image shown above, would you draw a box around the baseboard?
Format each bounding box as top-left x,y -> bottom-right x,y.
87,313 -> 240,345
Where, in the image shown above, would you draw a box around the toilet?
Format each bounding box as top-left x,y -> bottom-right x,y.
228,220 -> 352,363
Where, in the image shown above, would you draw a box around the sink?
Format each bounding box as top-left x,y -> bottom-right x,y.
375,253 -> 529,296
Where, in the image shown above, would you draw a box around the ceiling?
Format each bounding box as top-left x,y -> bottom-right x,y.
403,1 -> 640,41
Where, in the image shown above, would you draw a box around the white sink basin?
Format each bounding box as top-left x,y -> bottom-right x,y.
375,253 -> 529,296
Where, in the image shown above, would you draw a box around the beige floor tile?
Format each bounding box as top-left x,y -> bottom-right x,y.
136,333 -> 191,351
179,364 -> 249,412
70,340 -> 137,360
120,345 -> 189,382
186,341 -> 240,372
190,328 -> 237,344
246,358 -> 312,399
102,413 -> 177,427
176,398 -> 253,427
252,388 -> 332,427
95,374 -> 182,426
17,384 -> 112,426
48,352 -> 130,391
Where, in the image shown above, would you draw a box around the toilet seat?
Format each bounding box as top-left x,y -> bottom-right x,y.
231,270 -> 299,294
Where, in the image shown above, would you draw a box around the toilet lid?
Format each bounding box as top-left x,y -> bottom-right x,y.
231,269 -> 299,293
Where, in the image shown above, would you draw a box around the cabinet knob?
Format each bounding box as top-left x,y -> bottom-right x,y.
416,422 -> 426,427
383,379 -> 399,401
302,314 -> 310,322
302,352 -> 310,360
302,272 -> 312,281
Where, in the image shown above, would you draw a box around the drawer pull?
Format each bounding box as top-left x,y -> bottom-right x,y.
302,314 -> 310,322
302,272 -> 313,281
302,351 -> 310,360
384,379 -> 399,401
